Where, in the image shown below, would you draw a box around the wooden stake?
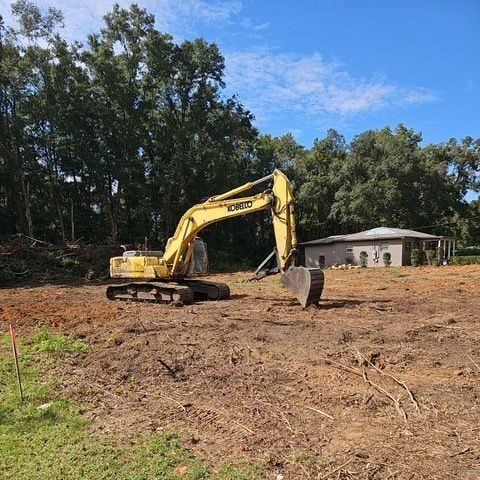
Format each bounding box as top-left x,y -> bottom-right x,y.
9,325 -> 24,401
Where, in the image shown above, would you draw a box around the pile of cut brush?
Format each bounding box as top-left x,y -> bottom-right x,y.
0,234 -> 122,287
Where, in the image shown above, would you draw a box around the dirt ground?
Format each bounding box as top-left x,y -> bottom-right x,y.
1,266 -> 479,479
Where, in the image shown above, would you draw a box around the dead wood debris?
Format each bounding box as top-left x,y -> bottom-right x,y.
321,350 -> 419,422
303,404 -> 334,420
449,447 -> 472,457
157,357 -> 177,377
319,458 -> 353,479
466,353 -> 480,373
354,348 -> 420,413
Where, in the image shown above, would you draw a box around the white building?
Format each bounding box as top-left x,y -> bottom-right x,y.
302,227 -> 455,268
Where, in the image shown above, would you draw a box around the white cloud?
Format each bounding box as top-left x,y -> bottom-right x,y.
1,0 -> 438,130
180,0 -> 241,22
403,87 -> 439,104
240,18 -> 269,31
224,50 -> 439,122
1,0 -> 242,42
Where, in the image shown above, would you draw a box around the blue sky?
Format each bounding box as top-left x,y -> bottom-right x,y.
1,0 -> 479,148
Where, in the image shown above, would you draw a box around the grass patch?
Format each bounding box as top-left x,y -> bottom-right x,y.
0,329 -> 262,480
216,464 -> 263,480
32,325 -> 90,354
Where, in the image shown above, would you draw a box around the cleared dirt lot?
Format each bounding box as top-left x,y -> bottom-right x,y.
1,266 -> 479,479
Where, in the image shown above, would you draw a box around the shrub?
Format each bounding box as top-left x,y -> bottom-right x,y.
437,247 -> 444,264
359,251 -> 368,268
450,255 -> 480,265
425,249 -> 436,265
455,247 -> 480,256
411,248 -> 426,267
425,249 -> 443,267
382,252 -> 391,267
318,255 -> 326,269
60,256 -> 79,267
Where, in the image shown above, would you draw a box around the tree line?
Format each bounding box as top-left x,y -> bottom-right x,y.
1,2 -> 479,266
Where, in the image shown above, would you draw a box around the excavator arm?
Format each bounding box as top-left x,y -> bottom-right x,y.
163,170 -> 297,277
108,170 -> 324,307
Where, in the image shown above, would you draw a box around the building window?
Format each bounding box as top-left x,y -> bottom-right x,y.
380,242 -> 389,251
345,245 -> 353,254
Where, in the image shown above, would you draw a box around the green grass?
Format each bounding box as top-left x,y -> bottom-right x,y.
32,325 -> 90,354
0,328 -> 263,480
216,464 -> 263,480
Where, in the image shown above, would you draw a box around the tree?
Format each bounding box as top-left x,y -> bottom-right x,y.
143,32 -> 257,251
329,125 -> 459,234
1,2 -> 64,239
0,1 -> 476,268
458,199 -> 480,246
83,4 -> 156,242
10,0 -> 63,41
424,137 -> 480,199
293,129 -> 346,239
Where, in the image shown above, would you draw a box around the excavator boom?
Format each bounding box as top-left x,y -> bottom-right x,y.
108,170 -> 323,307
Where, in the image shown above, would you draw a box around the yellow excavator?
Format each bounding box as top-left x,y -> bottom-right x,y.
107,169 -> 324,307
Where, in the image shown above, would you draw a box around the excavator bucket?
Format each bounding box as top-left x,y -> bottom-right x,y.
281,266 -> 324,308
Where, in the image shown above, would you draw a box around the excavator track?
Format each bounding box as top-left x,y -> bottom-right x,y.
106,282 -> 195,304
179,279 -> 230,301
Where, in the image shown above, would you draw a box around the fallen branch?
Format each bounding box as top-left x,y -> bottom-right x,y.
450,447 -> 471,457
56,252 -> 77,259
230,419 -> 255,435
385,471 -> 399,480
360,366 -> 407,422
320,458 -> 353,479
67,237 -> 84,248
157,357 -> 177,378
280,411 -> 294,431
13,270 -> 30,276
263,320 -> 292,326
304,405 -> 334,420
140,390 -> 186,411
354,348 -> 420,412
15,233 -> 52,246
320,357 -> 363,377
466,353 -> 480,373
84,381 -> 122,398
433,324 -> 463,330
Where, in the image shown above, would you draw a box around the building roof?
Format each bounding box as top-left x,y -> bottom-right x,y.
301,227 -> 445,246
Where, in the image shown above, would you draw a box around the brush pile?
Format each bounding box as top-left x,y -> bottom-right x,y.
0,234 -> 122,286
